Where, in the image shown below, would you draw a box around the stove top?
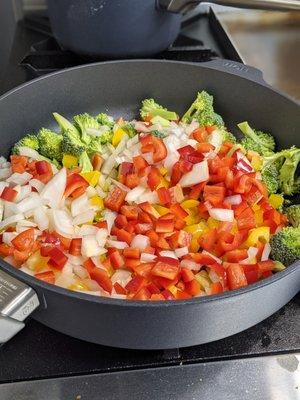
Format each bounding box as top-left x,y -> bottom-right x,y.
0,8 -> 299,399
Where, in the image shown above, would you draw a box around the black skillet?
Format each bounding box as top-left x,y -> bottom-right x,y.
0,59 -> 299,349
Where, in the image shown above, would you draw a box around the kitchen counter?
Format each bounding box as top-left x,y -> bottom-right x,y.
216,10 -> 300,100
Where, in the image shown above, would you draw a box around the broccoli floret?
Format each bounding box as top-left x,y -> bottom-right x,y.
181,91 -> 224,128
12,134 -> 39,154
86,137 -> 102,155
285,205 -> 300,228
150,130 -> 167,139
98,130 -> 113,145
261,164 -> 279,194
96,113 -> 115,128
74,113 -> 101,145
53,112 -> 80,136
238,122 -> 275,156
140,99 -> 177,121
61,129 -> 85,157
37,128 -> 63,161
79,151 -> 93,173
270,226 -> 300,266
262,147 -> 300,196
122,123 -> 137,138
220,128 -> 236,144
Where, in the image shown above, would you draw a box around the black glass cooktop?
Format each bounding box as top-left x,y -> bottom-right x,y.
0,7 -> 299,397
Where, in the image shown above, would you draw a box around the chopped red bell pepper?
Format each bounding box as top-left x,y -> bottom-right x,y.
35,271 -> 55,284
0,187 -> 18,202
104,187 -> 127,212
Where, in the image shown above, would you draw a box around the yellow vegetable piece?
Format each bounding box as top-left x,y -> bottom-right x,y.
157,177 -> 170,189
195,272 -> 211,289
269,194 -> 284,209
26,250 -> 49,272
251,154 -> 263,171
207,217 -> 220,229
107,265 -> 115,278
254,209 -> 264,226
252,203 -> 260,212
99,255 -> 106,262
62,154 -> 78,169
245,227 -> 270,247
90,195 -> 104,210
69,281 -> 89,291
190,236 -> 201,252
168,285 -> 178,297
153,205 -> 170,216
159,167 -> 168,176
112,128 -> 126,147
181,199 -> 200,209
81,171 -> 101,187
184,221 -> 208,235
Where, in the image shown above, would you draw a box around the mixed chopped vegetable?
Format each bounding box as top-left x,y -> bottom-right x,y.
0,91 -> 299,301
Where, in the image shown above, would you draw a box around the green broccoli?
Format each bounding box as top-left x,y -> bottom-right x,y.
238,122 -> 275,156
74,113 -> 101,145
270,226 -> 300,266
96,113 -> 115,128
37,128 -> 63,161
285,205 -> 300,228
262,147 -> 300,196
220,128 -> 236,144
61,129 -> 85,157
140,99 -> 177,121
86,137 -> 102,155
12,134 -> 39,154
122,123 -> 137,138
79,151 -> 93,173
150,130 -> 167,139
181,91 -> 224,128
261,164 -> 279,194
98,130 -> 113,145
53,112 -> 80,136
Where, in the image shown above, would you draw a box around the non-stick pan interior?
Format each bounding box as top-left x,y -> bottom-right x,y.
1,60 -> 299,160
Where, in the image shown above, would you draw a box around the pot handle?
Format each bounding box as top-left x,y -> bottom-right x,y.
199,58 -> 268,85
0,268 -> 39,343
159,0 -> 300,14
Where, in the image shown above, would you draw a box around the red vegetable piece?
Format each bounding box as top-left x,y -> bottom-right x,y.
35,271 -> 55,284
227,263 -> 248,290
104,187 -> 127,212
0,187 -> 18,202
90,267 -> 113,293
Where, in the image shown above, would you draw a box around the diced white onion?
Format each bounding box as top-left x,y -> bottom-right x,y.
0,182 -> 9,194
0,168 -> 12,180
52,209 -> 74,237
141,152 -> 153,165
81,235 -> 104,257
175,247 -> 189,258
240,247 -> 259,265
2,232 -> 17,244
125,185 -> 146,203
41,167 -> 67,209
209,208 -> 234,222
96,228 -> 108,247
77,225 -> 99,236
7,172 -> 32,186
107,240 -> 128,249
111,269 -> 132,286
29,179 -> 45,193
207,129 -> 222,152
179,160 -> 209,188
261,243 -> 271,261
103,209 -> 117,233
224,195 -> 242,205
0,213 -> 24,231
140,253 -> 157,263
15,185 -> 32,203
34,206 -> 49,231
73,210 -> 95,226
180,259 -> 202,271
134,121 -> 150,133
14,193 -> 41,213
110,179 -> 130,192
131,234 -> 150,249
159,251 -> 178,259
74,265 -> 89,279
71,194 -> 89,217
86,186 -> 97,198
138,190 -> 159,204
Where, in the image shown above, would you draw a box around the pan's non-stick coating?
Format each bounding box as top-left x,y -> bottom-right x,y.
0,61 -> 299,349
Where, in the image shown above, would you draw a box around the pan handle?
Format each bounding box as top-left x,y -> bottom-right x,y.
0,268 -> 39,343
159,0 -> 300,13
199,58 -> 268,85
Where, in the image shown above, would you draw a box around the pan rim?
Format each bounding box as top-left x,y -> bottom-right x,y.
0,59 -> 299,307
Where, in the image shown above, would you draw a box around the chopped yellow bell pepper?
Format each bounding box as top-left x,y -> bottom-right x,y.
184,209 -> 200,226
195,272 -> 211,289
250,154 -> 263,171
153,205 -> 170,216
245,227 -> 270,247
207,217 -> 220,229
62,154 -> 78,169
254,209 -> 264,226
81,171 -> 101,187
269,194 -> 284,209
112,128 -> 126,147
252,203 -> 261,212
184,221 -> 208,235
69,282 -> 89,291
26,250 -> 49,272
168,285 -> 178,297
181,199 -> 200,209
159,167 -> 168,176
156,177 -> 170,189
190,235 -> 201,252
90,195 -> 104,210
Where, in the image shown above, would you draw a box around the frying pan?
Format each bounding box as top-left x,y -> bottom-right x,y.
46,0 -> 300,58
0,59 -> 299,349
